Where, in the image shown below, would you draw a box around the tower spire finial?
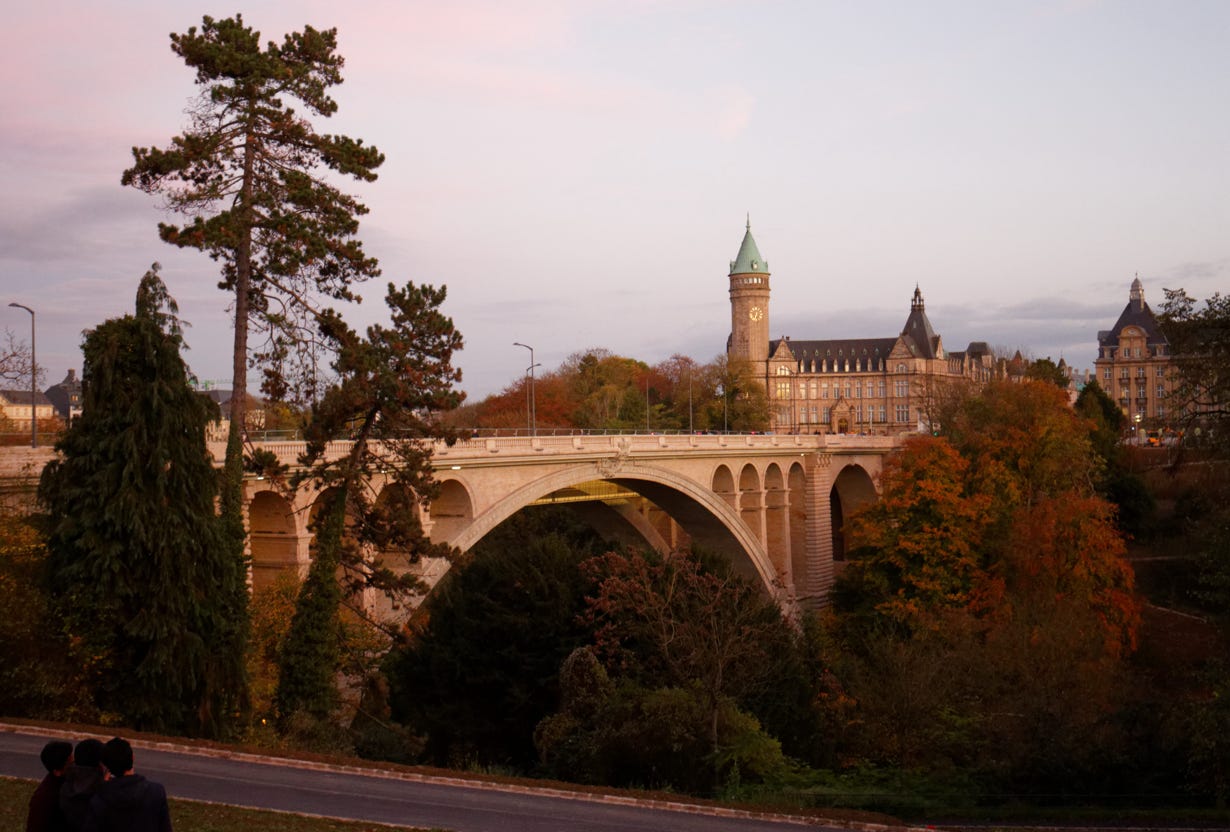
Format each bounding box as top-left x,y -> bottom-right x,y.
746,212 -> 750,231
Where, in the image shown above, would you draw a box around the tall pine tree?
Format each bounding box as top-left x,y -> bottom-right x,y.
39,265 -> 243,736
122,17 -> 385,716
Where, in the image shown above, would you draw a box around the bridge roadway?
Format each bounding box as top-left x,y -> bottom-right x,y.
232,432 -> 894,614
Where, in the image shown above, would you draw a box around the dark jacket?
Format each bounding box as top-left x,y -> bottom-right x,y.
26,772 -> 69,832
59,764 -> 105,831
81,774 -> 172,832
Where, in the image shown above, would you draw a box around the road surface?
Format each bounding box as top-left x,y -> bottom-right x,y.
0,726 -> 837,832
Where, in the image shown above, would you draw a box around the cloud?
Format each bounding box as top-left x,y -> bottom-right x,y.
1161,258 -> 1230,288
0,186 -> 153,266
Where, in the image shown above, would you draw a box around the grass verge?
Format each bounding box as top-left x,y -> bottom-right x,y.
1,776 -> 446,832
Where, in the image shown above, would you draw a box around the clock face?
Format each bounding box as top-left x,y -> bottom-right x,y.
748,306 -> 764,322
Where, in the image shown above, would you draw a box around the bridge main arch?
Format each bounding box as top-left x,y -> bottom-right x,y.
441,462 -> 780,596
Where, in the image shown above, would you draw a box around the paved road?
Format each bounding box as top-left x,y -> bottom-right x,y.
1,727 -> 834,832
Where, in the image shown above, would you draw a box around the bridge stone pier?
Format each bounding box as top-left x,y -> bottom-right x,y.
236,433 -> 895,616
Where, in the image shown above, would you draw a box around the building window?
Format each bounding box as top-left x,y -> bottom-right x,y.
1137,367 -> 1146,378
821,382 -> 828,399
777,366 -> 790,376
894,380 -> 908,398
822,407 -> 831,423
877,405 -> 887,422
1156,366 -> 1165,378
896,363 -> 907,373
1120,368 -> 1129,379
895,404 -> 909,422
776,381 -> 790,400
1103,368 -> 1111,380
878,380 -> 886,397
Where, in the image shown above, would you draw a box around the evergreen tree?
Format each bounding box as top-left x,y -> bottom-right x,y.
39,265 -> 240,736
276,281 -> 463,723
122,16 -> 386,714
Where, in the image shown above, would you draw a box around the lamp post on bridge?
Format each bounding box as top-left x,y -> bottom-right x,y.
7,302 -> 35,448
513,342 -> 537,437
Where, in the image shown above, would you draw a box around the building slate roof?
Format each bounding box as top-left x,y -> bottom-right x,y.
900,286 -> 939,359
764,287 -> 945,371
0,389 -> 53,407
771,337 -> 899,371
1098,278 -> 1168,349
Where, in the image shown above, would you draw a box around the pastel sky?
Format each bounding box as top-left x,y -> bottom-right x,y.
3,0 -> 1228,400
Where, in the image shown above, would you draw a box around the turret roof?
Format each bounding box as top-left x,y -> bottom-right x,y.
729,218 -> 768,275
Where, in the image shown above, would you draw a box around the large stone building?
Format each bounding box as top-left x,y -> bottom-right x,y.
1094,277 -> 1174,428
726,221 -> 1000,435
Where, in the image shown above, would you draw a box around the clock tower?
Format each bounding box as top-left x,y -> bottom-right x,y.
728,218 -> 770,366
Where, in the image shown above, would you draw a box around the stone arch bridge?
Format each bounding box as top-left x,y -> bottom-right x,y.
237,432 -> 895,616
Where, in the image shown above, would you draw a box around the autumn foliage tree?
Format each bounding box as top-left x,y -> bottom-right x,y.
838,436 -> 991,633
832,379 -> 1142,787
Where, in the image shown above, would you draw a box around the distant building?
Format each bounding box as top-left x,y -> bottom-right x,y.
198,390 -> 265,441
0,389 -> 55,433
44,369 -> 83,422
725,220 -> 1002,434
1094,277 -> 1173,425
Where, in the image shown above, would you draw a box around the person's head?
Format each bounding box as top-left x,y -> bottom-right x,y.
74,738 -> 104,769
100,738 -> 133,778
40,740 -> 73,774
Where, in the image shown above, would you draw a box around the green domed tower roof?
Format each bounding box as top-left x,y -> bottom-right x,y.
729,217 -> 768,275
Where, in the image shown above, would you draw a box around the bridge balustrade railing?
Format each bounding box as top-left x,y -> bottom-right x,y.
205,431 -> 898,469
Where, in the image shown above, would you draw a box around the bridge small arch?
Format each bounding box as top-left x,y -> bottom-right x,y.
429,479 -> 475,544
249,489 -> 301,589
787,462 -> 807,592
738,463 -> 762,545
712,465 -> 736,512
829,464 -> 877,562
764,464 -> 789,582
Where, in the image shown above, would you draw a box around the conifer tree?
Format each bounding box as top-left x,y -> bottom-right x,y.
122,16 -> 385,717
276,281 -> 463,723
39,265 -> 241,736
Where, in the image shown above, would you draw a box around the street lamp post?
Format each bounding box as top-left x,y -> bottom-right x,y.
8,302 -> 35,448
513,342 -> 537,437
